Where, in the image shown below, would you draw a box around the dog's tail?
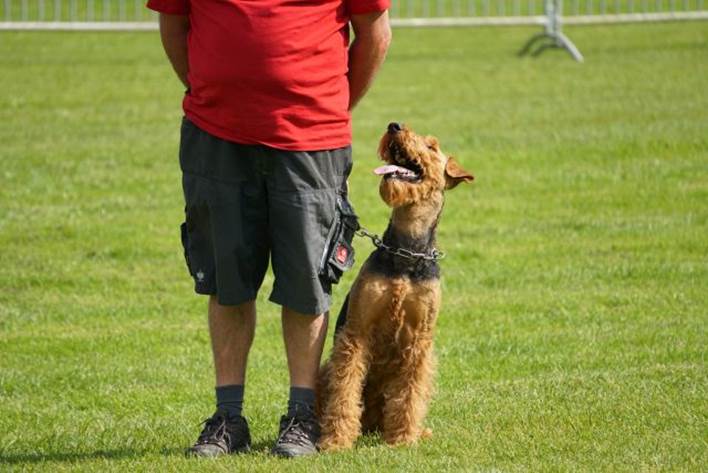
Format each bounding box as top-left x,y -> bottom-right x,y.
333,292 -> 350,341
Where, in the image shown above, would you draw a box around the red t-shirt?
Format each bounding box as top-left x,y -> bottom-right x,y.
147,0 -> 390,151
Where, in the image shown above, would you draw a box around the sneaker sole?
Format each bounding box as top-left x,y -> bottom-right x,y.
185,444 -> 251,458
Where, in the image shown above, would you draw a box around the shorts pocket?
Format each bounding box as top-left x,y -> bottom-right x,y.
180,222 -> 193,276
180,205 -> 217,293
318,193 -> 359,285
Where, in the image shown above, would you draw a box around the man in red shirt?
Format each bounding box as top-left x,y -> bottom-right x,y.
148,0 -> 391,458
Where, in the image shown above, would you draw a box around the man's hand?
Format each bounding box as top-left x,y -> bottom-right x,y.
158,13 -> 190,88
348,11 -> 392,110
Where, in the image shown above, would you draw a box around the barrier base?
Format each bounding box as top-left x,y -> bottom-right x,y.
518,31 -> 584,62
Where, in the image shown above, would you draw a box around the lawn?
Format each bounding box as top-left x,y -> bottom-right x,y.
0,22 -> 706,472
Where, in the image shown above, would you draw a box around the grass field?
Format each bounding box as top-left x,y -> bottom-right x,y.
1,22 -> 707,472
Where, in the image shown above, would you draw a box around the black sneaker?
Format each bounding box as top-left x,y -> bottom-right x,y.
186,410 -> 251,457
271,409 -> 320,458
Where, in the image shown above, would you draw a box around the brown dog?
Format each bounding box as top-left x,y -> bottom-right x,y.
317,123 -> 474,451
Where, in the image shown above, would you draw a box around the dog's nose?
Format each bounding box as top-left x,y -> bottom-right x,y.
387,122 -> 402,134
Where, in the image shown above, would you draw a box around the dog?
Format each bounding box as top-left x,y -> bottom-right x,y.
317,122 -> 474,451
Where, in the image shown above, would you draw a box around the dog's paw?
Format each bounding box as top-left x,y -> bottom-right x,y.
383,427 -> 432,446
318,437 -> 354,452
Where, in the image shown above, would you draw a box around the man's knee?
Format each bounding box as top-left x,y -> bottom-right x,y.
210,296 -> 255,311
282,306 -> 329,323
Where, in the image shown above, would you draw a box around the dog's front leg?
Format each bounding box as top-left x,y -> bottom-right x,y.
318,329 -> 371,451
382,336 -> 434,446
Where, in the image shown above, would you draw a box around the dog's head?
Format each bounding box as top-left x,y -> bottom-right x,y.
376,123 -> 474,208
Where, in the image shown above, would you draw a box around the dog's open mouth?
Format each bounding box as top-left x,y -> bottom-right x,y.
374,141 -> 423,182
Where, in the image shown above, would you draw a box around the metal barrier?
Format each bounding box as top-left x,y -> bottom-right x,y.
1,0 -> 706,60
519,0 -> 585,61
1,0 -> 706,24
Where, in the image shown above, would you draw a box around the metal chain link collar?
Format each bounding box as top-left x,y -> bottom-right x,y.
355,227 -> 445,261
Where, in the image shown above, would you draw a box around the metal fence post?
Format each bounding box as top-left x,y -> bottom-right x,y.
518,0 -> 584,61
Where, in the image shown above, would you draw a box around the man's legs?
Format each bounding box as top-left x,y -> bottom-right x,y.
209,298 -> 329,402
282,307 -> 328,389
270,307 -> 328,457
209,297 -> 256,387
209,300 -> 327,390
186,297 -> 255,457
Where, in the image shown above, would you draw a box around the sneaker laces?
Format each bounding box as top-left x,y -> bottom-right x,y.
277,414 -> 318,447
196,414 -> 230,445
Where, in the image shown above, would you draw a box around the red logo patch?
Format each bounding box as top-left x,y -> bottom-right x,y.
336,244 -> 348,264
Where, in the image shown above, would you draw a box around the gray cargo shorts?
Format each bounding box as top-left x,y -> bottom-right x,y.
178,117 -> 354,315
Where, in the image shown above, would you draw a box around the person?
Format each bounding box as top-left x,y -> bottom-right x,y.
146,0 -> 392,459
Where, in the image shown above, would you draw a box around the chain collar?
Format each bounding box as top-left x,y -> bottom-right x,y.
355,227 -> 445,261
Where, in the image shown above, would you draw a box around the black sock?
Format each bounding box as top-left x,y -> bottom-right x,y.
287,386 -> 315,417
216,384 -> 244,418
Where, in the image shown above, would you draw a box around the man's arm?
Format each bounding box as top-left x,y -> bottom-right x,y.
158,13 -> 190,88
348,11 -> 392,110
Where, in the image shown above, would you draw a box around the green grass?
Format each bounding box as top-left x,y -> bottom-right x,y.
1,23 -> 707,472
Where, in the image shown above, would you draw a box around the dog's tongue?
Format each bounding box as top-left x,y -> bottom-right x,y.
374,164 -> 416,177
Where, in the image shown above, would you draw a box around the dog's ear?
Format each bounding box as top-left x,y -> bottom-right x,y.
444,157 -> 474,189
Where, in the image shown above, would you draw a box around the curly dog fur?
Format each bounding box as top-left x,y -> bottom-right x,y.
317,124 -> 474,451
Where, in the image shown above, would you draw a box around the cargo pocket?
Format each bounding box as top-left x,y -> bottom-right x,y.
180,222 -> 193,276
180,205 -> 217,294
318,193 -> 359,286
